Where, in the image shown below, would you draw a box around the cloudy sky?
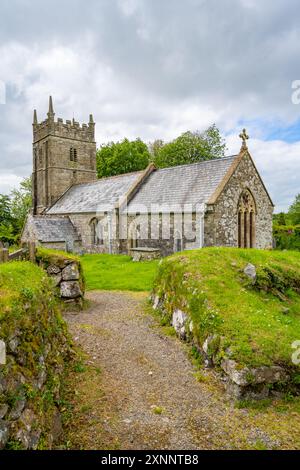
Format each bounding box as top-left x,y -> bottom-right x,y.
0,0 -> 299,211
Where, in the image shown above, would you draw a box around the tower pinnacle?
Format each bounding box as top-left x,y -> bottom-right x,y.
47,96 -> 55,120
33,109 -> 38,125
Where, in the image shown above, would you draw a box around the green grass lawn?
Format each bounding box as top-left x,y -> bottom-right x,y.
153,247 -> 300,368
80,253 -> 159,291
0,261 -> 47,313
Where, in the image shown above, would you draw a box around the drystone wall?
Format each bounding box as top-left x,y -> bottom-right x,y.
151,260 -> 299,400
0,268 -> 73,450
36,250 -> 85,305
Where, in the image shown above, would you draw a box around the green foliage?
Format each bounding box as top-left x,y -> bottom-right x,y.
36,247 -> 80,264
273,225 -> 300,251
0,177 -> 32,245
0,261 -> 47,312
239,399 -> 272,410
152,247 -> 300,368
96,138 -> 150,178
0,222 -> 17,244
288,193 -> 300,225
148,139 -> 164,160
74,362 -> 87,373
10,177 -> 32,233
81,253 -> 159,291
96,126 -> 226,178
273,194 -> 300,251
152,406 -> 164,415
274,212 -> 287,226
153,125 -> 226,169
0,194 -> 12,224
193,371 -> 208,383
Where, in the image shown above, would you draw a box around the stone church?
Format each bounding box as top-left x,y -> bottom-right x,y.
22,97 -> 274,256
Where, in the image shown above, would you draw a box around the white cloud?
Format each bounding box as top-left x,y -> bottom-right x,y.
0,0 -> 299,211
0,174 -> 23,195
227,132 -> 300,212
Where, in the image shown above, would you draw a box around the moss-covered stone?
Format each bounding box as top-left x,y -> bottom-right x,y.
36,248 -> 85,303
0,261 -> 74,449
152,247 -> 300,399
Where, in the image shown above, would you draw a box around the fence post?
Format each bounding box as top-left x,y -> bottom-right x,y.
28,242 -> 36,263
2,248 -> 9,263
0,248 -> 3,263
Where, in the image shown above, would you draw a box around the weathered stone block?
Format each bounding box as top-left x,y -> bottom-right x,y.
51,272 -> 62,287
221,358 -> 289,387
0,420 -> 9,449
60,281 -> 82,299
202,334 -> 220,358
244,263 -> 256,281
0,404 -> 8,420
0,340 -> 6,365
8,397 -> 27,421
62,263 -> 80,281
152,295 -> 161,310
172,309 -> 188,339
8,335 -> 20,354
47,264 -> 61,275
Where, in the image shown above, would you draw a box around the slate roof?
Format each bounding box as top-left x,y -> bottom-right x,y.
46,156 -> 238,215
47,171 -> 144,214
27,215 -> 80,242
126,155 -> 237,213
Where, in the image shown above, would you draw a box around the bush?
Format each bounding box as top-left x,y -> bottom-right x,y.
273,225 -> 300,251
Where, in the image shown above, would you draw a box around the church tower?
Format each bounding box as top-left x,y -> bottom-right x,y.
32,96 -> 97,214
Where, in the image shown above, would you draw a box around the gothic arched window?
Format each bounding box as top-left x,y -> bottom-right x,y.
90,218 -> 97,245
174,230 -> 183,252
90,218 -> 104,245
238,189 -> 256,248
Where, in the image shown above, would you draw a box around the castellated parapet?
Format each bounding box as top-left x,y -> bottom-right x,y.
33,113 -> 95,144
32,96 -> 97,215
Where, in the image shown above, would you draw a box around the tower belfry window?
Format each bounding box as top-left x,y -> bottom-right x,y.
70,147 -> 78,162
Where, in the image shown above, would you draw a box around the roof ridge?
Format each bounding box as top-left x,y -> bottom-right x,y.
70,169 -> 144,189
155,155 -> 237,173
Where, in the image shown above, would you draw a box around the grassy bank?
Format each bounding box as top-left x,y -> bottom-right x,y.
81,254 -> 159,291
0,261 -> 73,449
0,261 -> 48,312
153,248 -> 300,369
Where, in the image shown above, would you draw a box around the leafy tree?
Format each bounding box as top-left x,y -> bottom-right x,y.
97,138 -> 150,178
0,222 -> 17,244
148,139 -> 164,161
0,195 -> 12,225
288,193 -> 300,225
0,195 -> 14,245
154,125 -> 226,169
276,212 -> 286,226
0,177 -> 32,245
10,177 -> 32,233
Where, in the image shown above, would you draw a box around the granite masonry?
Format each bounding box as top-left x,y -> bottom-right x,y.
22,99 -> 274,255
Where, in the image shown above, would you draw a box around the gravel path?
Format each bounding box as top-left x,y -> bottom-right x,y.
64,291 -> 300,450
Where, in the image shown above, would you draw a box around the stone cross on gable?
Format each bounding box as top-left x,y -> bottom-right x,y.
239,128 -> 249,149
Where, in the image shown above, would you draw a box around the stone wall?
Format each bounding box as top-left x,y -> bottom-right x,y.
123,213 -> 199,257
0,264 -> 73,449
68,212 -> 120,254
151,255 -> 299,400
36,249 -> 85,305
204,152 -> 274,249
